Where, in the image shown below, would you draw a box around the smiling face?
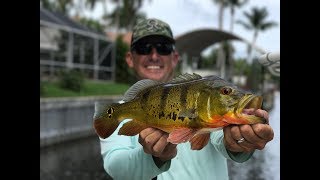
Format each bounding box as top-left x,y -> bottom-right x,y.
126,36 -> 180,82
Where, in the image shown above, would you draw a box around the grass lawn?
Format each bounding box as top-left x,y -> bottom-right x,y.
40,80 -> 130,98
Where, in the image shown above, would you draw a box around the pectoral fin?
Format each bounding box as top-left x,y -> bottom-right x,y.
118,120 -> 148,136
189,133 -> 210,150
167,128 -> 197,144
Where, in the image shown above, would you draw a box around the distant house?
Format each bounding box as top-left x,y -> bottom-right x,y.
40,26 -> 60,51
40,7 -> 115,81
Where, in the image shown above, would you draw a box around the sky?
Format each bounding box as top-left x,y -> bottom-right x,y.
83,0 -> 280,59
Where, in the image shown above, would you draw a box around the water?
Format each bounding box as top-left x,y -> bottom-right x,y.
228,91 -> 280,180
40,135 -> 112,180
40,92 -> 280,180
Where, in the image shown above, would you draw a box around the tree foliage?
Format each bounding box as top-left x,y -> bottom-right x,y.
104,0 -> 146,30
200,47 -> 219,69
114,36 -> 136,84
233,58 -> 250,75
57,69 -> 85,92
78,17 -> 105,33
40,0 -> 73,15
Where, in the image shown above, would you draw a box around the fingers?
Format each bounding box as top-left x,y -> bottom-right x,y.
244,109 -> 273,141
224,123 -> 274,152
243,108 -> 269,124
223,125 -> 245,152
139,128 -> 166,154
229,125 -> 256,152
252,123 -> 274,142
152,134 -> 169,154
238,125 -> 267,150
159,143 -> 178,161
240,125 -> 261,143
254,109 -> 269,120
139,128 -> 177,161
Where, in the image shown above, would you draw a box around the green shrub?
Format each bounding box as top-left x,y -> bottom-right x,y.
57,69 -> 85,92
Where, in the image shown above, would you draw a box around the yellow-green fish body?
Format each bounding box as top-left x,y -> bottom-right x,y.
94,73 -> 266,150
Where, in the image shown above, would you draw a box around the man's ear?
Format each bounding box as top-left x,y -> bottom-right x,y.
125,52 -> 134,68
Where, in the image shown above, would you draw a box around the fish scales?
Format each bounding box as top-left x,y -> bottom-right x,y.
139,83 -> 199,128
93,73 -> 267,150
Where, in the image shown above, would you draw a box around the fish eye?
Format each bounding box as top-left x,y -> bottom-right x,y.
220,87 -> 232,95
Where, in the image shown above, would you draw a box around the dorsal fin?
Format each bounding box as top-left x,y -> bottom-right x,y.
168,73 -> 202,83
122,79 -> 160,102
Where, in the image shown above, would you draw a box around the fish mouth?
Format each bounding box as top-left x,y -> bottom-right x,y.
236,94 -> 267,124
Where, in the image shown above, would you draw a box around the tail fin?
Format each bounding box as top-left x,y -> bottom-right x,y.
93,102 -> 120,139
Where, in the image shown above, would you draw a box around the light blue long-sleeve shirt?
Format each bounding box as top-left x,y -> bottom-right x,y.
99,119 -> 254,180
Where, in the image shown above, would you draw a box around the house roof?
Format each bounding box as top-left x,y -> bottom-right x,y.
40,7 -> 104,36
175,28 -> 266,56
175,29 -> 243,56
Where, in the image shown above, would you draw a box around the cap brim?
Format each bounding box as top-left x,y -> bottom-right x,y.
131,34 -> 175,46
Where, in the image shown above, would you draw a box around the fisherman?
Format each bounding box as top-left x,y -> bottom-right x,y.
96,18 -> 274,180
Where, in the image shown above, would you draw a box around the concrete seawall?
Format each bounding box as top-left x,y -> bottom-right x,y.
40,95 -> 122,147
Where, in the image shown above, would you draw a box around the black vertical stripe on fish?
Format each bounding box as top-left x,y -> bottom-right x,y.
158,111 -> 165,119
172,112 -> 177,121
178,116 -> 185,122
160,87 -> 170,110
179,84 -> 188,109
141,90 -> 151,110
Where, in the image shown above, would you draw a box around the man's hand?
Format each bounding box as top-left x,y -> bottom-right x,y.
223,109 -> 274,153
139,128 -> 177,166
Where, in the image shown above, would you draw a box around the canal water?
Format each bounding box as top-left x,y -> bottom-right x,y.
40,91 -> 280,180
40,135 -> 112,180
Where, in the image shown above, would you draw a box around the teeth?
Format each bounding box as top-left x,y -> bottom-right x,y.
147,66 -> 160,69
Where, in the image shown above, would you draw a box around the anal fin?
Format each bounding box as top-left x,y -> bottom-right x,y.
118,120 -> 148,136
167,128 -> 197,144
189,133 -> 210,150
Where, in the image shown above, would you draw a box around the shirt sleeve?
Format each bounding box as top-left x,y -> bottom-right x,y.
99,120 -> 171,180
210,130 -> 254,163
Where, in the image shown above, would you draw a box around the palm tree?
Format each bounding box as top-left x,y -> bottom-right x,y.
40,0 -> 73,15
222,41 -> 235,81
228,0 -> 248,32
224,0 -> 248,81
84,0 -> 117,30
106,0 -> 145,31
212,0 -> 229,79
212,0 -> 229,30
74,0 -> 146,32
85,0 -> 99,9
237,6 -> 278,61
40,0 -> 55,11
237,6 -> 277,93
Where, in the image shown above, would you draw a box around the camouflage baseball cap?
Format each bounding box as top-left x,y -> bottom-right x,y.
131,18 -> 175,46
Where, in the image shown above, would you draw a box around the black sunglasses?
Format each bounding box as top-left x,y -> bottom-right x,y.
131,42 -> 174,55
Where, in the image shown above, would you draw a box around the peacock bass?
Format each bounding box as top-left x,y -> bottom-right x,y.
93,73 -> 266,150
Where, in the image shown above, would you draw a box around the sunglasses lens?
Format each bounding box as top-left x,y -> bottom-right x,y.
155,43 -> 173,55
133,44 -> 152,55
133,43 -> 173,55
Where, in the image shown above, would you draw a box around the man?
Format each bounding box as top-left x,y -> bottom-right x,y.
98,18 -> 274,180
